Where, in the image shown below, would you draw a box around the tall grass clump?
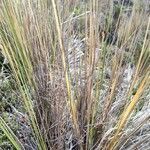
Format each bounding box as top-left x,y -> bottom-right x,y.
0,0 -> 149,149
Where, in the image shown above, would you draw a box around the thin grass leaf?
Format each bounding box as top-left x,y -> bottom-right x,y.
0,117 -> 25,150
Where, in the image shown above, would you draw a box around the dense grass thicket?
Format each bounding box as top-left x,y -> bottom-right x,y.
0,0 -> 150,149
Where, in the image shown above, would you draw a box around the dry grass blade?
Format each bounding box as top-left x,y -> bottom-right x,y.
51,0 -> 80,142
107,71 -> 150,150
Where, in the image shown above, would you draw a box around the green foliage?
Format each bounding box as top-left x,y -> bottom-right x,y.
0,75 -> 17,113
